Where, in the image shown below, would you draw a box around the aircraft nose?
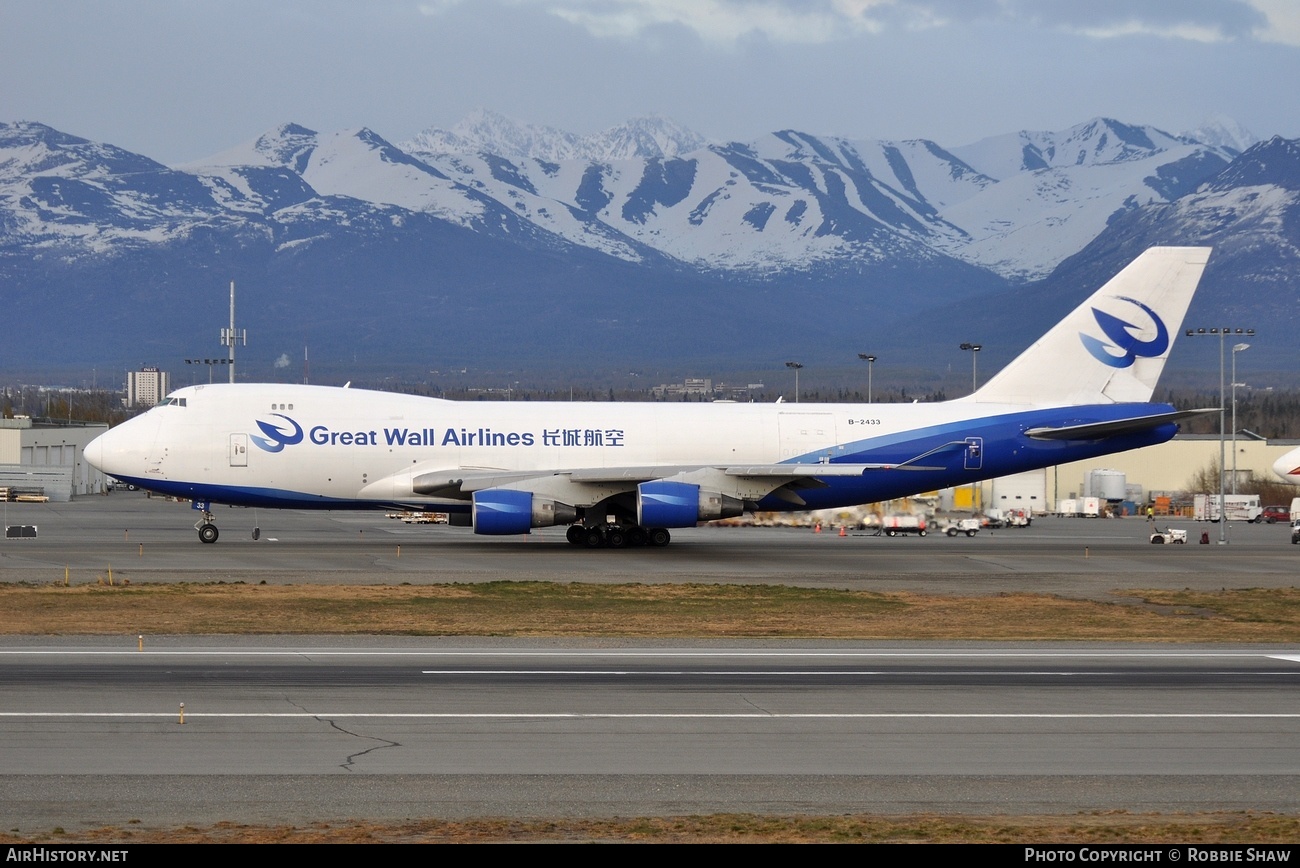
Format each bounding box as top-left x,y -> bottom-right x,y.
1272,448 -> 1300,484
84,430 -> 106,471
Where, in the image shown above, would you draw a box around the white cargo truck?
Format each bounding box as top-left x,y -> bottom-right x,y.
1193,494 -> 1263,523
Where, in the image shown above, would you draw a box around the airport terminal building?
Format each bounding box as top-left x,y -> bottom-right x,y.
0,417 -> 109,502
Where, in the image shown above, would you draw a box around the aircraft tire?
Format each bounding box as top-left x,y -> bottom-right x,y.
584,528 -> 605,548
647,527 -> 671,547
198,524 -> 219,544
566,525 -> 586,545
627,526 -> 648,547
606,528 -> 627,548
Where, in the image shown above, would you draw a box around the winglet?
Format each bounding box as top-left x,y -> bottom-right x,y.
971,247 -> 1212,405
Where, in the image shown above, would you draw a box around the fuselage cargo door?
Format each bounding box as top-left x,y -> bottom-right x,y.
230,433 -> 248,467
964,436 -> 983,471
778,412 -> 837,463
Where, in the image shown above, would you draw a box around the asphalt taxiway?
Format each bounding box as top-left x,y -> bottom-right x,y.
3,490 -> 1299,598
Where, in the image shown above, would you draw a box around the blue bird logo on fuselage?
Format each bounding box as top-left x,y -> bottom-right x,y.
250,414 -> 304,453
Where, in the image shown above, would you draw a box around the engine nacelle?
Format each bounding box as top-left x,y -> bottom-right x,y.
636,481 -> 744,528
472,489 -> 577,535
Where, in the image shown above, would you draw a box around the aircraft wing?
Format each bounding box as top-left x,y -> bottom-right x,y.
413,462 -> 885,499
1023,408 -> 1216,441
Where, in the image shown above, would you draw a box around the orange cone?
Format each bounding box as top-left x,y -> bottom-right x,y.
839,526 -> 847,537
814,522 -> 822,533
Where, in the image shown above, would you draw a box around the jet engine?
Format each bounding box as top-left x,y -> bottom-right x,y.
636,480 -> 744,528
472,489 -> 578,535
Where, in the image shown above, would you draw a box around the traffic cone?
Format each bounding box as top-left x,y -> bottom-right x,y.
839,526 -> 847,537
814,522 -> 822,533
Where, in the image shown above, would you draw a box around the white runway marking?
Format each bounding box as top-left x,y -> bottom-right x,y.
418,669 -> 1299,676
2,712 -> 1299,720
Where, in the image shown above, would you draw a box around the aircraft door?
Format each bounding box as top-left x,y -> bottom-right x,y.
964,437 -> 983,471
230,433 -> 248,467
778,412 -> 837,462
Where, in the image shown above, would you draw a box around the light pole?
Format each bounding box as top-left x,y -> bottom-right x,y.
857,353 -> 876,402
958,342 -> 982,512
959,342 -> 982,394
1231,342 -> 1250,494
785,361 -> 803,404
1184,327 -> 1254,543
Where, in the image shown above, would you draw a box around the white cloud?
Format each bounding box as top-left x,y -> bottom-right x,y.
506,0 -> 1296,46
417,0 -> 467,14
1248,0 -> 1300,45
513,0 -> 892,44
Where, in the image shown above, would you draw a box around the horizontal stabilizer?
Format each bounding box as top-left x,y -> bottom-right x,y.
1024,409 -> 1216,441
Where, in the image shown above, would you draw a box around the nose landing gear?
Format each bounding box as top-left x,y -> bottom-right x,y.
195,510 -> 219,544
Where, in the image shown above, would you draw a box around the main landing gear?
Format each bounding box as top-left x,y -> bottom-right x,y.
565,523 -> 672,548
195,510 -> 219,544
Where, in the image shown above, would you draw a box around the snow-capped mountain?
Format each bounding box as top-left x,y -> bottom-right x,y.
0,121 -> 232,249
394,113 -> 1238,281
1180,116 -> 1259,156
8,111 -> 1232,282
1067,135 -> 1300,324
401,109 -> 708,162
1,113 -> 1293,374
895,133 -> 1300,372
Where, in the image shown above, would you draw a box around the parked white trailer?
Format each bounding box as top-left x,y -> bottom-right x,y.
878,515 -> 929,537
1194,494 -> 1263,523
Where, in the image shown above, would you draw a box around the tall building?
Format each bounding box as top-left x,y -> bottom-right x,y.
126,366 -> 170,407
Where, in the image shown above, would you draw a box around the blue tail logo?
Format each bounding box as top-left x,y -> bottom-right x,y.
1079,296 -> 1169,368
251,414 -> 304,453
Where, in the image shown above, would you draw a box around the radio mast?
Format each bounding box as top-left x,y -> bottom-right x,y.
219,280 -> 246,384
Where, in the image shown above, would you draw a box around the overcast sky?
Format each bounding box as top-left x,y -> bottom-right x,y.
3,0 -> 1298,164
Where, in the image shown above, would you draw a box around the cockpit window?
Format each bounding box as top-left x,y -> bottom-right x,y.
157,397 -> 187,407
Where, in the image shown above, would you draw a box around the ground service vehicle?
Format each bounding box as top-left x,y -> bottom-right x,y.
1150,527 -> 1188,544
946,518 -> 981,537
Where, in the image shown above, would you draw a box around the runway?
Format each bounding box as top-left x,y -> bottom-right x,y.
1,640 -> 1298,829
2,494 -> 1299,831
